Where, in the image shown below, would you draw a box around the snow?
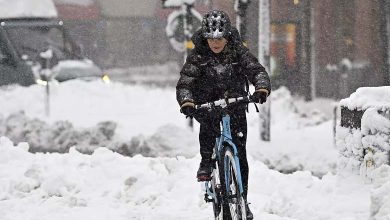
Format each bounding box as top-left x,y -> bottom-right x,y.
0,136 -> 371,220
340,86 -> 390,111
0,0 -> 57,19
163,0 -> 197,7
0,81 -> 337,174
337,87 -> 390,177
53,0 -> 94,6
0,66 -> 388,219
336,87 -> 390,220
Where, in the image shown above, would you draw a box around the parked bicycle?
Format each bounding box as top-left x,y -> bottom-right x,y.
191,95 -> 256,220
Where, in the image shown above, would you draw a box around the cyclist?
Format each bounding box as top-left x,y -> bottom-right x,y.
176,10 -> 271,219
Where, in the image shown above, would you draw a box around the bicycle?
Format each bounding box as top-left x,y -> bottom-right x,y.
192,95 -> 256,220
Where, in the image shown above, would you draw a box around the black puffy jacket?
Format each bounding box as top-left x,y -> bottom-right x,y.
176,27 -> 271,106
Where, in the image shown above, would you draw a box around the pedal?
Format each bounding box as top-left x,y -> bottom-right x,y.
204,193 -> 213,203
197,175 -> 212,182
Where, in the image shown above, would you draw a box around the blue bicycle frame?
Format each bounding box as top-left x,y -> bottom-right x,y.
205,113 -> 244,197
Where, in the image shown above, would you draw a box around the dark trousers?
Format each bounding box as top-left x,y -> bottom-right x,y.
195,109 -> 249,199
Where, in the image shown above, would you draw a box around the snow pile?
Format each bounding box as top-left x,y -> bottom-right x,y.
337,87 -> 390,177
0,80 -> 337,175
249,87 -> 336,176
260,171 -> 370,220
0,0 -> 57,19
340,86 -> 390,111
336,86 -> 390,219
360,108 -> 390,179
269,87 -> 329,128
0,137 -> 371,220
163,0 -> 196,7
369,165 -> 390,220
336,125 -> 363,175
0,136 -> 205,219
127,124 -> 198,158
0,111 -> 117,154
0,112 -> 198,158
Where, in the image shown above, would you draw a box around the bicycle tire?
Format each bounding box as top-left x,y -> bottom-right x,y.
220,145 -> 247,220
211,165 -> 224,219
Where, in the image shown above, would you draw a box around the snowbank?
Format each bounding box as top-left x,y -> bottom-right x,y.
0,112 -> 198,158
0,77 -> 383,219
336,86 -> 390,219
337,87 -> 390,177
369,165 -> 390,220
340,86 -> 390,111
248,87 -> 337,176
163,0 -> 197,7
0,81 -> 337,175
0,137 -> 371,220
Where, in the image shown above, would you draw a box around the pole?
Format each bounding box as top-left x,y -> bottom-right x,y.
258,0 -> 271,141
386,0 -> 390,83
235,0 -> 250,42
43,58 -> 51,117
45,81 -> 50,117
310,1 -> 316,100
183,2 -> 194,129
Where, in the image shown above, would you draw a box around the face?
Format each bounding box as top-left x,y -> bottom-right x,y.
207,38 -> 228,54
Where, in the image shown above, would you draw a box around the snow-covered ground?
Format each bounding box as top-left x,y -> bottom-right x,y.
0,80 -> 337,175
0,75 -> 385,220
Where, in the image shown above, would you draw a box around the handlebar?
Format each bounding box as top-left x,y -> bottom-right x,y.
195,95 -> 255,110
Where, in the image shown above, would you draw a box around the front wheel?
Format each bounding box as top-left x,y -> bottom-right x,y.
221,146 -> 247,220
211,166 -> 224,219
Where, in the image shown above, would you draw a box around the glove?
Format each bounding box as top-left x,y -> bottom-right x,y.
252,89 -> 269,104
180,102 -> 195,116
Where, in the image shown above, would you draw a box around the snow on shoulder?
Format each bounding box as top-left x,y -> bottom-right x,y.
340,86 -> 390,110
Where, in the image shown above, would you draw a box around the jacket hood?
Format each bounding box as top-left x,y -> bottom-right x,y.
191,27 -> 247,56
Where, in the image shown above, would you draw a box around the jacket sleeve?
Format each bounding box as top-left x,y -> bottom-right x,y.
239,50 -> 272,94
176,54 -> 201,105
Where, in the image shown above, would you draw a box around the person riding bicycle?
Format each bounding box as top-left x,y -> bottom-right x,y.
176,10 -> 271,219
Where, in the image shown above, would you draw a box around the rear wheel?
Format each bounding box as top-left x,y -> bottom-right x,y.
221,146 -> 247,220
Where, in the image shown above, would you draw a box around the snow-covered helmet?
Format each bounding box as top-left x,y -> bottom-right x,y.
201,10 -> 231,39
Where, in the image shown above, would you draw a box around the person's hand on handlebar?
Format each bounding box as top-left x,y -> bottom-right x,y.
180,101 -> 196,116
252,89 -> 269,104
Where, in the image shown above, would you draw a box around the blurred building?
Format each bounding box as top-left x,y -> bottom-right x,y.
312,0 -> 389,99
211,0 -> 389,100
261,0 -> 389,99
54,0 -> 389,99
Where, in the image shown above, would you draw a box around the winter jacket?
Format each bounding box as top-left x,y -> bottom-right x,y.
176,27 -> 271,106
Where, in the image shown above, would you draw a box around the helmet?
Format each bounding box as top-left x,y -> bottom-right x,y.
201,10 -> 231,39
